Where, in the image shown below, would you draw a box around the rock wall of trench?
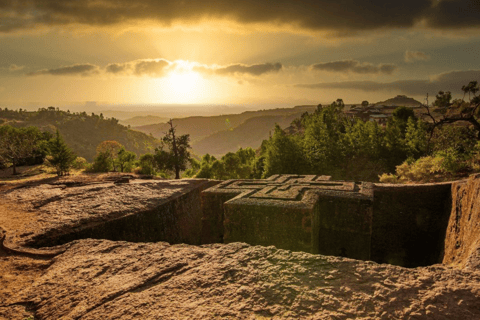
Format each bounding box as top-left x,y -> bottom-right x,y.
443,174 -> 480,270
372,183 -> 452,267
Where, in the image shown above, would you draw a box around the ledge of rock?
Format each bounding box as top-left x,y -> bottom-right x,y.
2,177 -> 218,250
15,239 -> 480,320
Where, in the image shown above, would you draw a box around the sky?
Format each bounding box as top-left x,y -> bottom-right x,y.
1,0 -> 480,108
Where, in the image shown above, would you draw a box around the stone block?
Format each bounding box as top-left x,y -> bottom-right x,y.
201,175 -> 374,259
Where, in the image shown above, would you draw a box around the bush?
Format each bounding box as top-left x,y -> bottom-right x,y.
381,150 -> 470,183
435,149 -> 467,174
137,154 -> 156,175
72,157 -> 88,169
91,152 -> 112,172
378,173 -> 399,183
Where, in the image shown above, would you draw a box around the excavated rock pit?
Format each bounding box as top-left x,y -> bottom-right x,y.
0,174 -> 480,319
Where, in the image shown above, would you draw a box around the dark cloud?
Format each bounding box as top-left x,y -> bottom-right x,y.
295,70 -> 480,96
25,59 -> 280,78
404,51 -> 430,63
312,60 -> 397,75
106,59 -> 171,76
133,59 -> 170,76
27,64 -> 99,76
426,0 -> 480,29
1,0 -> 479,34
206,62 -> 282,76
105,63 -> 128,74
194,62 -> 282,76
26,60 -> 171,77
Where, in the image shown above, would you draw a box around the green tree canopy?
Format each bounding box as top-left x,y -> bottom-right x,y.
116,147 -> 136,173
0,125 -> 51,174
96,140 -> 123,172
47,129 -> 76,176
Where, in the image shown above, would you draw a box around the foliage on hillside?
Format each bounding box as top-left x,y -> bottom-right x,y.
253,103 -> 428,181
184,148 -> 258,180
0,107 -> 160,161
0,125 -> 52,173
185,89 -> 480,183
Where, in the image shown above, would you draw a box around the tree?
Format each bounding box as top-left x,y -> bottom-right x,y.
95,140 -> 123,172
263,124 -> 307,177
0,126 -> 47,175
92,152 -> 112,172
424,81 -> 480,140
333,98 -> 345,110
361,100 -> 369,110
302,104 -> 345,175
116,147 -> 136,172
194,154 -> 216,178
155,119 -> 191,179
405,118 -> 427,158
433,91 -> 452,109
47,130 -> 76,176
138,153 -> 156,175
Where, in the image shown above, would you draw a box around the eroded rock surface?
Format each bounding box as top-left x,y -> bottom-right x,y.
16,239 -> 480,320
2,178 -> 217,249
444,174 -> 480,270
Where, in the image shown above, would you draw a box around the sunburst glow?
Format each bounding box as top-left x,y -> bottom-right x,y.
168,71 -> 201,97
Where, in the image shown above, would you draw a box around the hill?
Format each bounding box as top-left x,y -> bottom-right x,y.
375,95 -> 422,107
119,115 -> 169,127
134,105 -> 316,145
0,108 -> 159,161
191,113 -> 303,156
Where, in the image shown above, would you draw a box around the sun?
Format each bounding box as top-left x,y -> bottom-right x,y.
167,70 -> 202,101
146,61 -> 220,103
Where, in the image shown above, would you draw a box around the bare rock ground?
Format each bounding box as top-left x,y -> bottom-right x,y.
2,174 -> 480,319
2,177 -> 208,248
12,239 -> 480,320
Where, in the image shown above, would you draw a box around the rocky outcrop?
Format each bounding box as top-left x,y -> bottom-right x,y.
17,239 -> 480,319
3,173 -> 480,319
2,178 -> 219,250
444,174 -> 480,270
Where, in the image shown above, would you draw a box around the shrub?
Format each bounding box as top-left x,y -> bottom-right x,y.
91,152 -> 112,172
72,157 -> 88,169
378,173 -> 399,183
137,154 -> 156,175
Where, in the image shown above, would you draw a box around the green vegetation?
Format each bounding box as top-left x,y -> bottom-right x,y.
46,130 -> 77,176
184,147 -> 257,179
2,82 -> 479,183
0,107 -> 159,161
253,103 -> 427,181
94,140 -> 123,172
183,82 -> 480,183
117,147 -> 136,172
0,125 -> 51,174
137,153 -> 156,175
